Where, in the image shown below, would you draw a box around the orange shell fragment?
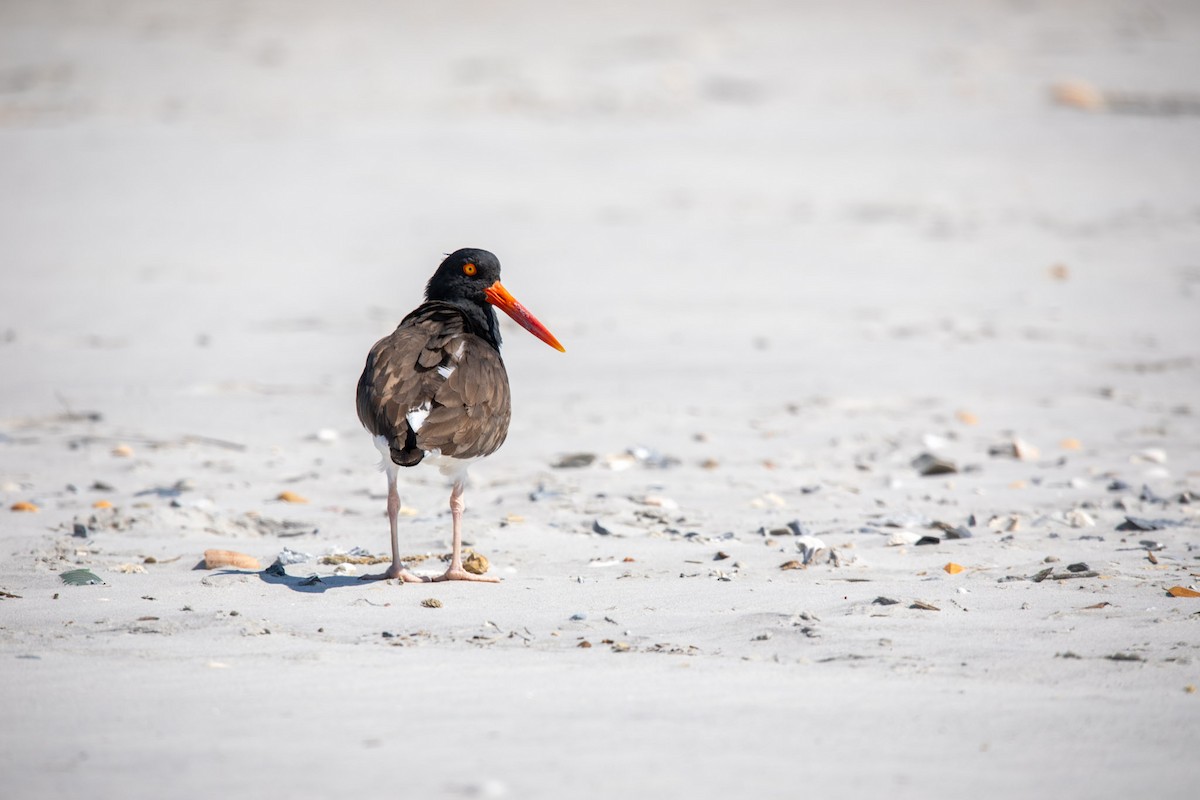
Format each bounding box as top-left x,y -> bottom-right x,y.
1167,586 -> 1200,598
944,562 -> 965,575
10,501 -> 38,512
276,491 -> 308,504
203,549 -> 261,570
955,410 -> 979,426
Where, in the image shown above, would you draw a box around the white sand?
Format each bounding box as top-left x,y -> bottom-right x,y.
2,2 -> 1198,798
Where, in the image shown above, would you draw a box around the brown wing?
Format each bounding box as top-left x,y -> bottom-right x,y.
356,304 -> 511,467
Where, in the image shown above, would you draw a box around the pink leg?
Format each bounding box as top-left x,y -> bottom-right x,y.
434,478 -> 499,583
361,465 -> 427,583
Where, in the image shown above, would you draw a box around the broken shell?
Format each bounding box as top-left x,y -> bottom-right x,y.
92,499 -> 113,509
115,563 -> 147,574
750,492 -> 787,509
203,549 -> 261,570
276,491 -> 308,504
1060,438 -> 1082,450
112,444 -> 134,457
1013,438 -> 1040,460
463,551 -> 490,575
1134,448 -> 1167,464
944,562 -> 964,575
795,535 -> 827,565
10,501 -> 38,512
1167,586 -> 1200,598
319,553 -> 389,565
1064,509 -> 1096,528
421,598 -> 443,608
886,530 -> 920,547
989,438 -> 1039,460
60,568 -> 104,586
637,495 -> 679,510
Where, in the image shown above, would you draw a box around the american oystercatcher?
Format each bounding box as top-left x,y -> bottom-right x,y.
356,248 -> 564,583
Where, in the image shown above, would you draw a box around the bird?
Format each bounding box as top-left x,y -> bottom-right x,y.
355,248 -> 564,583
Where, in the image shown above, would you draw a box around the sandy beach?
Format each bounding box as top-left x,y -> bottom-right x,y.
2,1 -> 1198,797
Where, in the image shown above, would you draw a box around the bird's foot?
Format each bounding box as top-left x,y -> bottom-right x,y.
433,568 -> 501,583
358,564 -> 429,583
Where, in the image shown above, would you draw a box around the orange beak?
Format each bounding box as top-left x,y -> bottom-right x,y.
484,280 -> 566,352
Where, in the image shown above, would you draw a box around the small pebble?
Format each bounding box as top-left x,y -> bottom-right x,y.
421,598 -> 443,608
552,453 -> 595,469
912,453 -> 957,476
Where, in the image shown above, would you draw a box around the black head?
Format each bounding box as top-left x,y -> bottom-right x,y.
425,248 -> 502,305
417,246 -> 566,354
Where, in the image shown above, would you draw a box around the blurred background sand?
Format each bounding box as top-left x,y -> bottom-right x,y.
3,0 -> 1197,438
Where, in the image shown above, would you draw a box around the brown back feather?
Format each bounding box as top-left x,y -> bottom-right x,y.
356,304 -> 511,466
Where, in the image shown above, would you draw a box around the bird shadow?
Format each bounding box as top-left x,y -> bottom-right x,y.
209,563 -> 367,594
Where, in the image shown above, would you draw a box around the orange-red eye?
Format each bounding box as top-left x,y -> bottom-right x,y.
463,262 -> 477,276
